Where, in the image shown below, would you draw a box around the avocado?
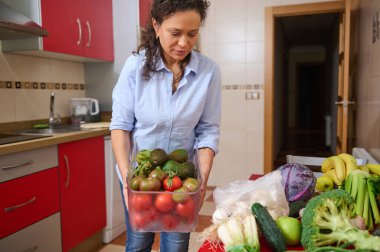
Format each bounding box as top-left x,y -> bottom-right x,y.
168,149 -> 188,163
150,148 -> 168,166
180,161 -> 196,178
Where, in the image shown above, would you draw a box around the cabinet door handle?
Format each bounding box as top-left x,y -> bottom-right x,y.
24,245 -> 38,252
76,18 -> 82,45
4,196 -> 36,213
1,160 -> 33,170
64,155 -> 70,188
86,21 -> 92,47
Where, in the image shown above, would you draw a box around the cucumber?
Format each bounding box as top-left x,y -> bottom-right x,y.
251,202 -> 287,252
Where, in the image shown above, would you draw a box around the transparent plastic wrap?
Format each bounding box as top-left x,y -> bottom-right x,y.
212,170 -> 289,224
127,136 -> 203,232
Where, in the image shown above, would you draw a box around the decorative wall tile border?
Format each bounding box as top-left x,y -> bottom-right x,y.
0,81 -> 85,90
222,84 -> 264,90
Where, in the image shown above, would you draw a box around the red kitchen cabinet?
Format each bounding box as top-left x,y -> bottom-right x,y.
139,0 -> 153,27
82,0 -> 114,61
0,168 -> 60,239
2,0 -> 113,61
40,0 -> 114,61
40,0 -> 82,58
58,136 -> 106,252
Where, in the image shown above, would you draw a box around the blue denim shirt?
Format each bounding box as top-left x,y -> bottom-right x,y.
110,50 -> 221,156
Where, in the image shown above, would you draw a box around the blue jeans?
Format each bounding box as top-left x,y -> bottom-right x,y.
119,182 -> 190,252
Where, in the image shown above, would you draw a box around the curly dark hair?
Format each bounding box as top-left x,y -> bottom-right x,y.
136,0 -> 210,81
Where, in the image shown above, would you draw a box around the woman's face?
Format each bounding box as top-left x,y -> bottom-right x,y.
153,10 -> 201,65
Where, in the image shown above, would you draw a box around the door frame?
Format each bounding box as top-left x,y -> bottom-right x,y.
263,1 -> 345,173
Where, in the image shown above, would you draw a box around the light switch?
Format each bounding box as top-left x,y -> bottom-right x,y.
245,92 -> 260,100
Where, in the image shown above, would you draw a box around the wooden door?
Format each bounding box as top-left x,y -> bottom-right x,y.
264,1 -> 347,173
336,0 -> 359,153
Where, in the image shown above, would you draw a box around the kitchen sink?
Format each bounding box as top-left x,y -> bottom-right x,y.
12,125 -> 84,135
0,125 -> 86,145
0,133 -> 52,145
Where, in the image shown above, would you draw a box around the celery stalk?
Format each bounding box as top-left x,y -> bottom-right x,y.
368,204 -> 374,231
363,189 -> 369,227
350,173 -> 359,200
344,173 -> 353,194
355,174 -> 367,216
367,177 -> 380,224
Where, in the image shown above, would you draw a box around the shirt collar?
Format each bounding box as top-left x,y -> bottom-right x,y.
155,50 -> 199,76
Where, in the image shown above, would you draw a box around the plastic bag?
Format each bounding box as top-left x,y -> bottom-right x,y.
212,170 -> 289,224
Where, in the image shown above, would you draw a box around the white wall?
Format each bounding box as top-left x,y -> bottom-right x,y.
355,0 -> 380,161
202,0 -> 336,186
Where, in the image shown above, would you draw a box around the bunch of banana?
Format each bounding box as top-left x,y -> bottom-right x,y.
366,163 -> 380,175
320,153 -> 357,187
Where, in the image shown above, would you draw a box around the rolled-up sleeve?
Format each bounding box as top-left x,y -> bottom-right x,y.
195,64 -> 222,154
110,56 -> 138,132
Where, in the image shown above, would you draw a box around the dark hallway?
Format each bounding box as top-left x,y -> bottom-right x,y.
274,13 -> 339,169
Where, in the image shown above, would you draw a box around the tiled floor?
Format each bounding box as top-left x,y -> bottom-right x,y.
97,187 -> 216,252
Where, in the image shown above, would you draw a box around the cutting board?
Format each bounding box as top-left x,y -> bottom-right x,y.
80,122 -> 110,129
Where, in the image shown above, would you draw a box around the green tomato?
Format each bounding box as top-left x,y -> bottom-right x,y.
275,216 -> 302,246
149,169 -> 168,182
139,177 -> 161,191
130,174 -> 146,191
182,178 -> 199,192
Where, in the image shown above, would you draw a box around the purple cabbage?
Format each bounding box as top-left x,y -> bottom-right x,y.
278,163 -> 316,202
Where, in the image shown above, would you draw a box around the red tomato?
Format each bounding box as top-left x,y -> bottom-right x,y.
131,194 -> 152,211
155,193 -> 175,212
131,212 -> 149,229
175,198 -> 195,218
147,207 -> 159,221
163,176 -> 182,191
161,214 -> 179,230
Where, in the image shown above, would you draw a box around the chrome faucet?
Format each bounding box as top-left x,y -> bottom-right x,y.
49,92 -> 61,127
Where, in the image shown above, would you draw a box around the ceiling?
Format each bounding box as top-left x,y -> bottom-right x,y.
279,13 -> 339,48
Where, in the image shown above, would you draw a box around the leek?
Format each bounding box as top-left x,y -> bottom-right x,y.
216,215 -> 260,252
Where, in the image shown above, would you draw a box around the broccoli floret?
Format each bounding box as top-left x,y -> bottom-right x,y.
301,189 -> 380,251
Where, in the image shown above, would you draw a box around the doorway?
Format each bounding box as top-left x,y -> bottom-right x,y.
264,1 -> 348,172
273,13 -> 341,168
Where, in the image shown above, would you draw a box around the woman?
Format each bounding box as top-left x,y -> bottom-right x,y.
110,0 -> 221,251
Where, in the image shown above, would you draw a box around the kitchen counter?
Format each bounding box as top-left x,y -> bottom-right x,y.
0,128 -> 110,156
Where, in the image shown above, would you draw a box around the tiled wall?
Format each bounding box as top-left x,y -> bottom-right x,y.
201,0 -> 335,186
356,0 -> 380,162
0,49 -> 85,123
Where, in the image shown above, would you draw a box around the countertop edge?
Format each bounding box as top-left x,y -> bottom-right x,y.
0,128 -> 110,156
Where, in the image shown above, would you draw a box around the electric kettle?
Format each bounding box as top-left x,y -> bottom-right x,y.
69,98 -> 100,124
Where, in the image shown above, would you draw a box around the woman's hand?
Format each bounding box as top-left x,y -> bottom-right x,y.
123,178 -> 129,209
197,147 -> 215,210
199,183 -> 207,210
111,129 -> 131,209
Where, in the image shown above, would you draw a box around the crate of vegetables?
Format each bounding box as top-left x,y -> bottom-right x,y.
127,137 -> 202,232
